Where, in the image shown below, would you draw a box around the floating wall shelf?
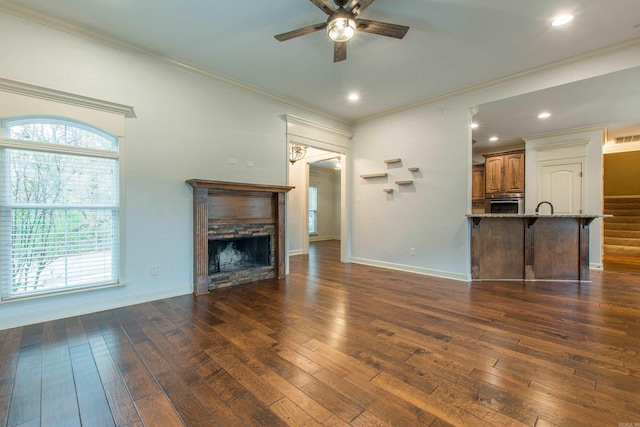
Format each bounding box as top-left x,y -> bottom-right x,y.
395,180 -> 414,185
360,173 -> 388,179
408,167 -> 419,172
384,158 -> 402,164
383,188 -> 393,193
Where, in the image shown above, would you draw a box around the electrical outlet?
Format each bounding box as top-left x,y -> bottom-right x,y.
410,248 -> 415,256
246,160 -> 254,167
151,265 -> 159,276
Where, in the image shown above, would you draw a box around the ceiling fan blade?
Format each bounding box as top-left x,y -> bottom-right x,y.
357,19 -> 409,39
346,0 -> 375,16
334,41 -> 347,62
309,0 -> 336,15
274,22 -> 327,42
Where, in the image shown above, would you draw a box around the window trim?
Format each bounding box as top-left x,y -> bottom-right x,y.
0,115 -> 124,301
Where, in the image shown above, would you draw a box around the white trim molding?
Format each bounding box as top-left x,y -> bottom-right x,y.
285,114 -> 353,154
349,257 -> 471,282
525,124 -> 608,142
285,115 -> 353,140
603,140 -> 640,154
0,77 -> 135,118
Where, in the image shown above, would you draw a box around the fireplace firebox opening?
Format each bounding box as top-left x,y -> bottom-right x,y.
208,236 -> 270,275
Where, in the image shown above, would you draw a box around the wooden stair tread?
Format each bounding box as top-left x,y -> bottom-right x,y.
604,237 -> 640,247
603,244 -> 640,256
605,230 -> 640,238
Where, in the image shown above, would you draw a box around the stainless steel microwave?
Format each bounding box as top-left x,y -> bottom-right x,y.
486,196 -> 524,214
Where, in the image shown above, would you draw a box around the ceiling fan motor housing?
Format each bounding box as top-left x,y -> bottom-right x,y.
327,8 -> 357,42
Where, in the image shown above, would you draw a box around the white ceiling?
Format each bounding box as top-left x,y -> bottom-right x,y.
3,0 -> 640,134
472,66 -> 640,152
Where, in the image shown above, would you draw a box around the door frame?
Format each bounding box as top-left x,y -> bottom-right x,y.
284,115 -> 352,267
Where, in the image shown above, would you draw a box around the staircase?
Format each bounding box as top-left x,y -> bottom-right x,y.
604,196 -> 640,257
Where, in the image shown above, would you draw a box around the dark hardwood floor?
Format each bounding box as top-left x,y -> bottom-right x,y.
1,240 -> 639,426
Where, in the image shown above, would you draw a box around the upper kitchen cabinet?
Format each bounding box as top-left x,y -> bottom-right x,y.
483,150 -> 525,195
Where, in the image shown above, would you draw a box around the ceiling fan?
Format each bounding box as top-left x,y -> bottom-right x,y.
274,0 -> 409,62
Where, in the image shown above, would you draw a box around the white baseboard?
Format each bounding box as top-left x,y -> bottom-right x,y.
289,249 -> 304,256
0,287 -> 192,330
590,263 -> 603,270
349,257 -> 471,282
309,236 -> 340,242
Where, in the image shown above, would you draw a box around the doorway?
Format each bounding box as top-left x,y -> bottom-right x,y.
288,146 -> 345,261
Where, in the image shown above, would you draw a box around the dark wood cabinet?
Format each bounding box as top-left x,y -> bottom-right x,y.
469,215 -> 600,281
471,164 -> 486,213
483,150 -> 525,195
472,165 -> 485,201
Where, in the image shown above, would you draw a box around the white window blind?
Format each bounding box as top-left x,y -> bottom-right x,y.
0,117 -> 120,299
309,186 -> 317,234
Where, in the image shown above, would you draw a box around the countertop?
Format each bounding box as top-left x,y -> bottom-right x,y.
466,214 -> 612,218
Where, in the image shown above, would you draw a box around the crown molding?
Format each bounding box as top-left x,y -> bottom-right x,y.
354,36 -> 640,124
285,114 -> 353,139
0,0 -> 349,125
532,139 -> 591,152
0,77 -> 136,118
524,124 -> 608,142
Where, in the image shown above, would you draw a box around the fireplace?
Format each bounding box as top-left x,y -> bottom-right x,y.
187,179 -> 293,295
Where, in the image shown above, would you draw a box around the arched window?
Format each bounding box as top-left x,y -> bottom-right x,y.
0,116 -> 120,299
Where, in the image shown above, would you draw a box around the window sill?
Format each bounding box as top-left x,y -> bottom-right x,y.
1,281 -> 125,304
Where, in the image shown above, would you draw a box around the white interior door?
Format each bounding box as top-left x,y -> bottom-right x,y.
540,163 -> 583,214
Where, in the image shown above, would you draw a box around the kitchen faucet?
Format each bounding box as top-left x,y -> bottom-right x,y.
535,201 -> 554,215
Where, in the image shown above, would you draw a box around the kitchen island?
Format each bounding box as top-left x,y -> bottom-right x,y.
468,214 -> 609,281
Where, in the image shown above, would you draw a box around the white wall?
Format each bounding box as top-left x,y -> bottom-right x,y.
309,166 -> 341,241
0,12 -> 349,329
350,103 -> 472,281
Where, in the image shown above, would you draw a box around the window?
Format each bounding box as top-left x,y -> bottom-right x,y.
309,186 -> 317,234
0,117 -> 120,299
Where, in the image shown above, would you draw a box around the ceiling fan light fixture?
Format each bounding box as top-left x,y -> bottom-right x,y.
327,16 -> 356,42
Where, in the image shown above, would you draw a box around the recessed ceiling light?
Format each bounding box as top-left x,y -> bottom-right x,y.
552,14 -> 574,27
470,122 -> 479,129
489,136 -> 499,142
538,112 -> 551,119
348,93 -> 359,101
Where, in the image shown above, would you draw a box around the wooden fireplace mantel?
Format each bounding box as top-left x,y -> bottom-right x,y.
187,179 -> 294,295
186,179 -> 294,194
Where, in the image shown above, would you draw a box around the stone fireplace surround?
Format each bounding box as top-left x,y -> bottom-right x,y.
187,179 -> 293,295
